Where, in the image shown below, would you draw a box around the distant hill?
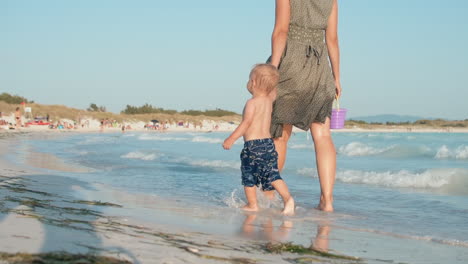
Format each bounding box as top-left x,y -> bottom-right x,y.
348,114 -> 435,123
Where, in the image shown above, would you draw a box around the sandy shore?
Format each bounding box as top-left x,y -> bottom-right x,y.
2,113 -> 468,134
0,133 -> 361,264
3,125 -> 468,135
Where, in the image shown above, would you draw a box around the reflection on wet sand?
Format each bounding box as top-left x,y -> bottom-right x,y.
311,222 -> 331,252
27,150 -> 90,173
240,213 -> 332,253
240,214 -> 294,242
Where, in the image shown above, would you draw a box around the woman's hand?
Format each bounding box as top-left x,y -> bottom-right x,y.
335,79 -> 342,99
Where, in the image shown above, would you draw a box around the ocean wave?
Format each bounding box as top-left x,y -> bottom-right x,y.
187,159 -> 239,170
337,142 -> 432,158
138,134 -> 188,141
78,136 -> 116,145
338,142 -> 389,156
121,151 -> 160,161
435,145 -> 468,160
192,136 -> 223,144
297,168 -> 468,193
290,144 -> 314,150
346,226 -> 468,248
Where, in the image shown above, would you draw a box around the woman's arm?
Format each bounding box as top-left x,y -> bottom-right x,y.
326,0 -> 341,98
270,0 -> 290,68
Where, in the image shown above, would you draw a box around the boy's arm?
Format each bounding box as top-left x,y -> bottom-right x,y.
223,100 -> 255,150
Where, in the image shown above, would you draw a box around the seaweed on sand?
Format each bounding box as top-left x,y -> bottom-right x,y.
265,242 -> 361,262
72,200 -> 123,208
0,252 -> 131,264
1,181 -> 54,197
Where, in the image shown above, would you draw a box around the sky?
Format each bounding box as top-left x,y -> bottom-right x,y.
1,0 -> 467,119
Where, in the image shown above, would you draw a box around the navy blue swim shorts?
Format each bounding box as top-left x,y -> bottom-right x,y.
240,138 -> 282,191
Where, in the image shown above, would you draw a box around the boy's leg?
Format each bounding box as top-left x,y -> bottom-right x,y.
271,180 -> 295,215
241,146 -> 259,212
263,190 -> 276,200
243,186 -> 259,212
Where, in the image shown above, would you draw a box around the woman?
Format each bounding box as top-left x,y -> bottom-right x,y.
15,107 -> 22,128
269,0 -> 342,212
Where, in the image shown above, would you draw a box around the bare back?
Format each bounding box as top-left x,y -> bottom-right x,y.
243,96 -> 273,141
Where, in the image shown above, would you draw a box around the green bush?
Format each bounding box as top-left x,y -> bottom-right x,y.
181,108 -> 238,117
0,93 -> 33,104
121,103 -> 177,115
122,104 -> 238,117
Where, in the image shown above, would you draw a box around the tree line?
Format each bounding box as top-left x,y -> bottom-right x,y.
0,93 -> 33,104
121,103 -> 238,117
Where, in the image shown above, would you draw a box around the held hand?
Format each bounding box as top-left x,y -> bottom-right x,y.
223,138 -> 235,150
335,79 -> 342,99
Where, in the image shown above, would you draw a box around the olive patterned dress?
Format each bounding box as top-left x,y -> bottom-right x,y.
271,0 -> 336,138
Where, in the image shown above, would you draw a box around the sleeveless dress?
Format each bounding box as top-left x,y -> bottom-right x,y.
270,0 -> 336,138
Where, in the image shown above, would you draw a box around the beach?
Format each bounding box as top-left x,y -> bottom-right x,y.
1,130 -> 467,264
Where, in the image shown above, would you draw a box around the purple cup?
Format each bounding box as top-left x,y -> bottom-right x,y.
330,108 -> 347,129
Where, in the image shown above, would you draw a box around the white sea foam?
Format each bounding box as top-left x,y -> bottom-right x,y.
68,149 -> 90,156
223,189 -> 245,208
337,142 -> 432,158
297,168 -> 468,191
223,188 -> 280,209
78,136 -> 116,145
290,144 -> 314,150
138,134 -> 188,141
121,151 -> 160,161
187,159 -> 239,170
338,142 -> 389,156
435,145 -> 468,160
192,136 -> 223,144
297,168 -> 317,177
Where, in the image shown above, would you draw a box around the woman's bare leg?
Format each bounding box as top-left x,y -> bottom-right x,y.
274,124 -> 293,171
264,124 -> 293,199
310,118 -> 336,212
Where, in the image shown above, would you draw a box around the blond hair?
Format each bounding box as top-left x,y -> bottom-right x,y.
250,64 -> 279,93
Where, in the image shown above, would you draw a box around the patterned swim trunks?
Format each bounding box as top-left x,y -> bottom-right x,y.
240,138 -> 282,191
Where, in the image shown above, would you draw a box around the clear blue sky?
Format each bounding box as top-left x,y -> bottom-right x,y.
1,0 -> 467,119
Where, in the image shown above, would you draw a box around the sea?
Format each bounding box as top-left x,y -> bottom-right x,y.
9,131 -> 468,263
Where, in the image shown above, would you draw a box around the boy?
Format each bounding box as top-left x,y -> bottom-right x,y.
223,64 -> 295,215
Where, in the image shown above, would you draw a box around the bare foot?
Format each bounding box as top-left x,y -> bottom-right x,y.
316,200 -> 324,210
242,204 -> 259,212
317,202 -> 334,212
316,195 -> 334,212
281,197 -> 295,216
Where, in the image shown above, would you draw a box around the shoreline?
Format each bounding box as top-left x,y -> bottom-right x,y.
0,133 -> 361,264
2,125 -> 468,134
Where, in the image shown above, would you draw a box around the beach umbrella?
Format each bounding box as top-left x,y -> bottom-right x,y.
151,119 -> 159,124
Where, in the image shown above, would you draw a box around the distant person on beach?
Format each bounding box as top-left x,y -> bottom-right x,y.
0,112 -> 6,126
15,107 -> 22,128
267,0 -> 341,212
223,64 -> 295,215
